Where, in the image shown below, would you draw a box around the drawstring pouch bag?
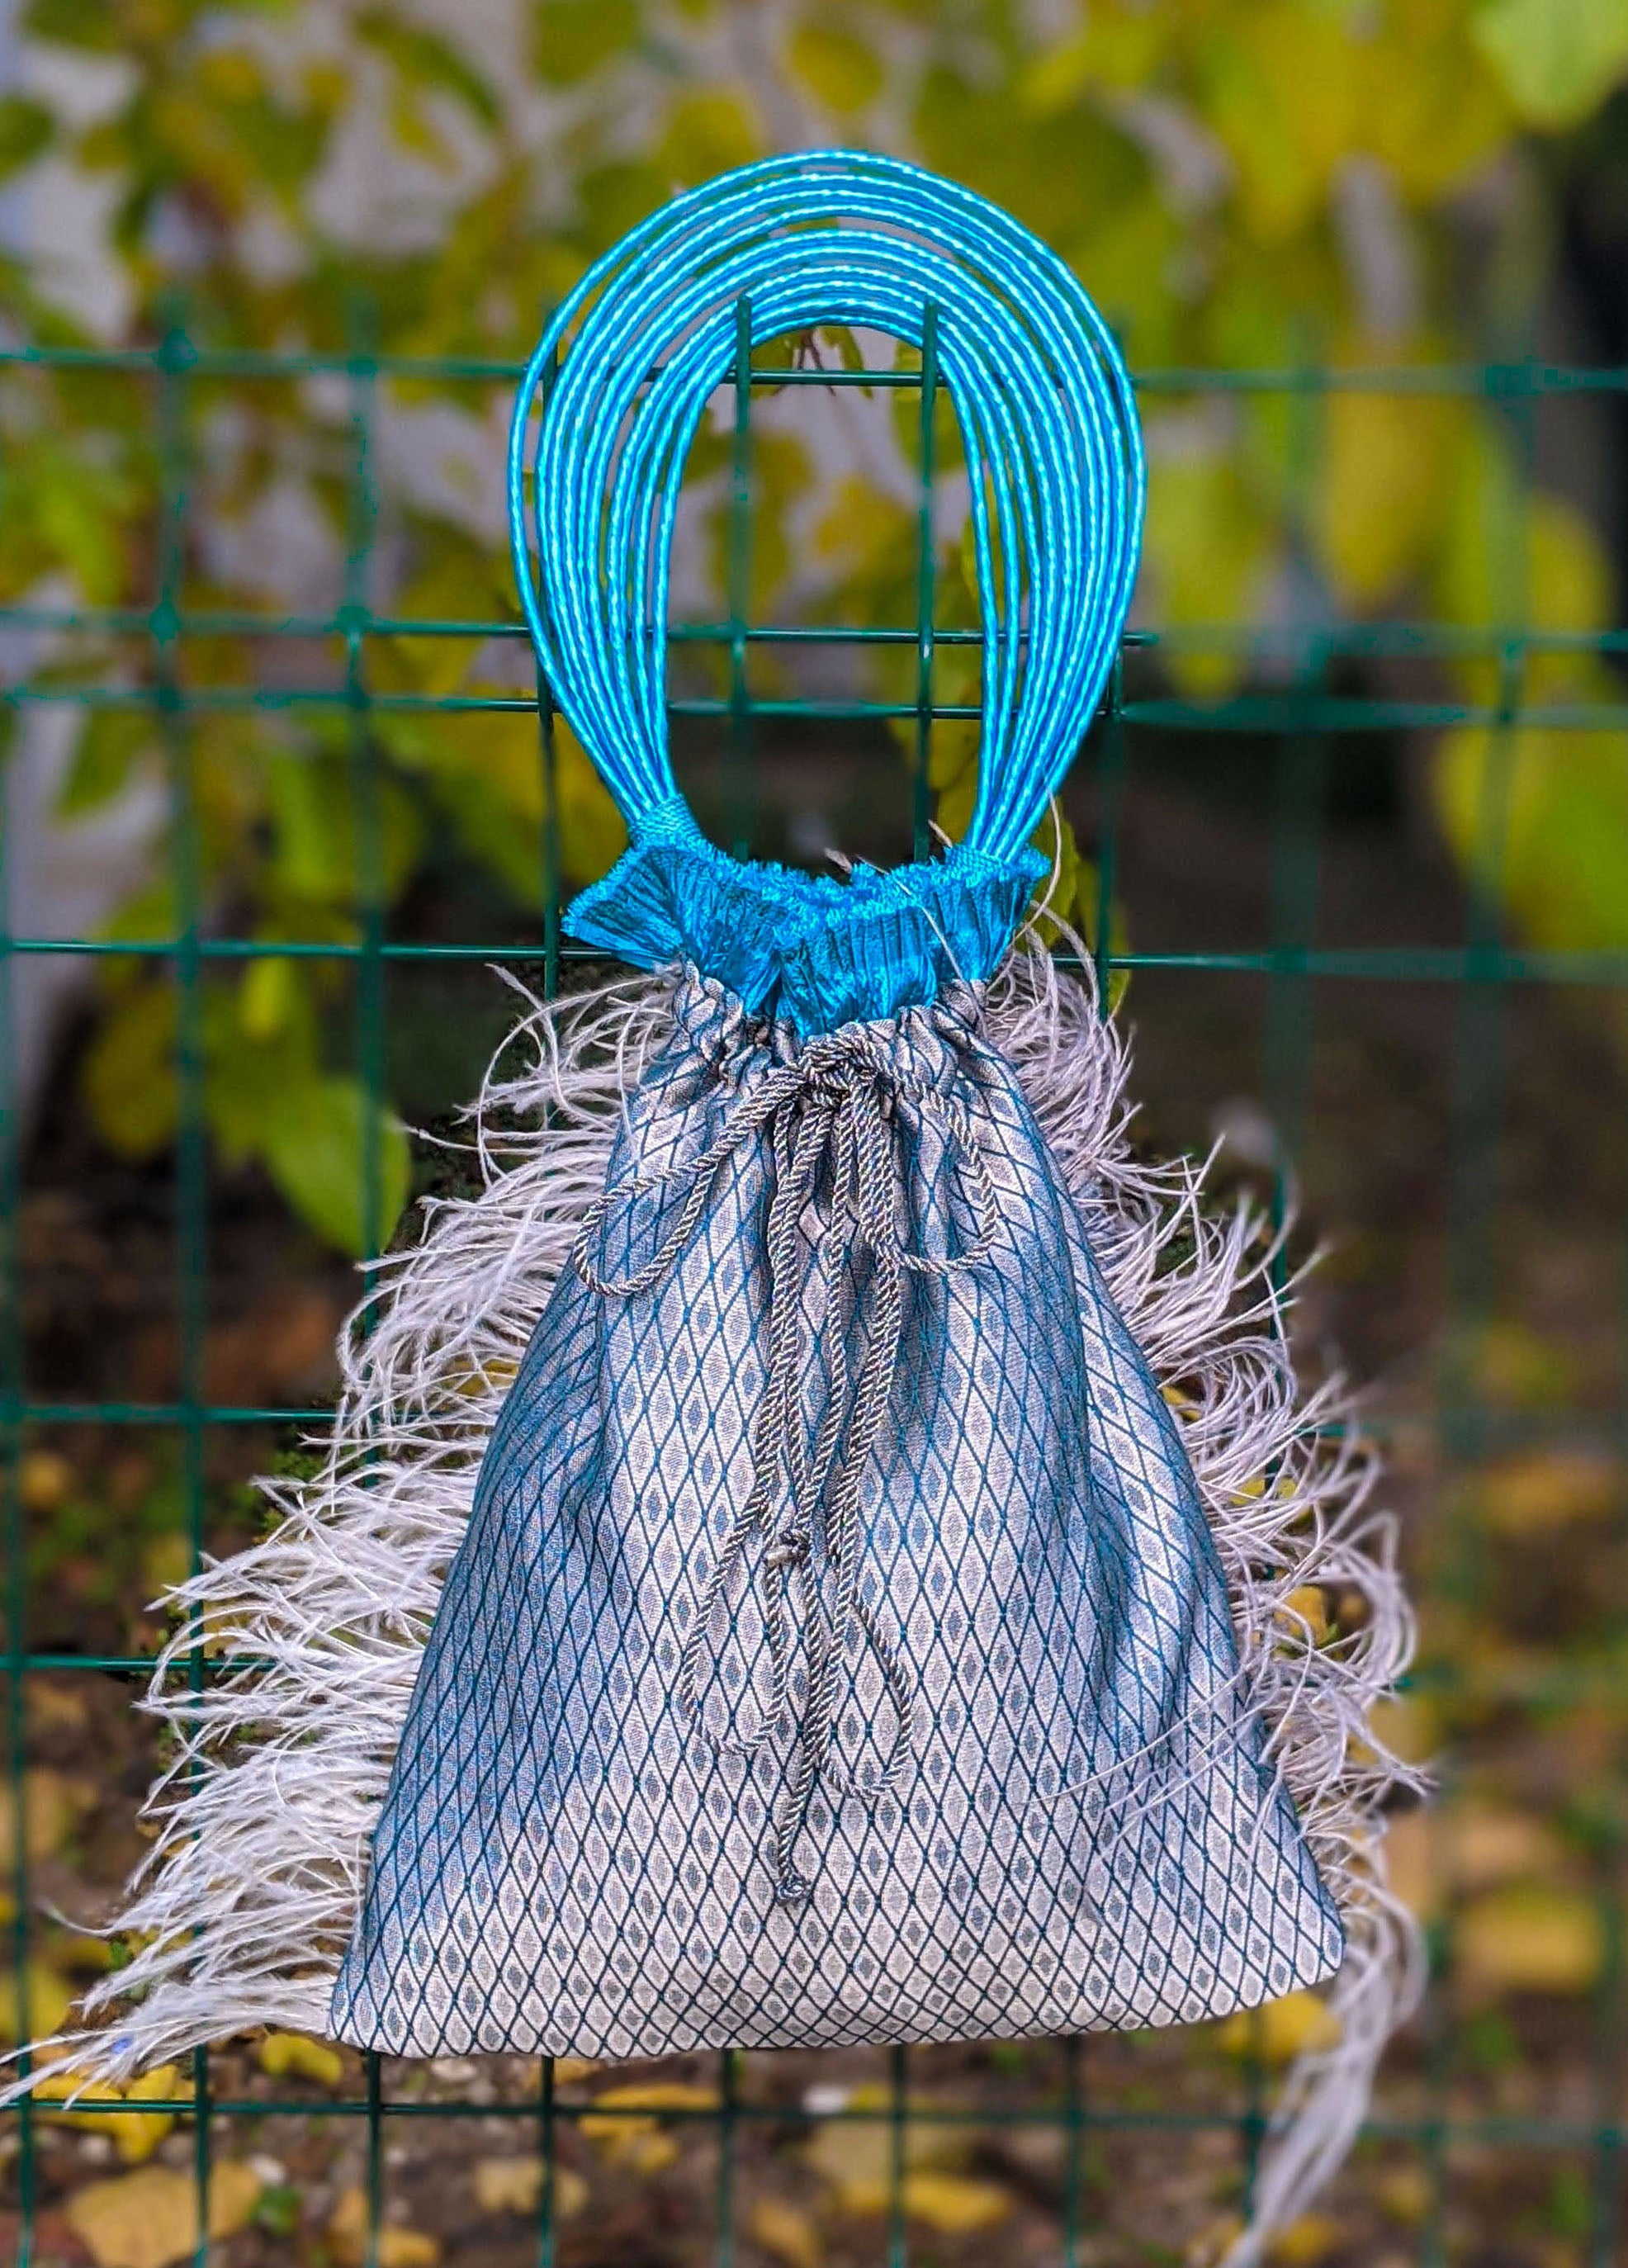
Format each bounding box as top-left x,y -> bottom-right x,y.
17,153 -> 1422,2261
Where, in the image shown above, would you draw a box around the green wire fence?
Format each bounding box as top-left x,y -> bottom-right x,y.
1,320 -> 1625,2266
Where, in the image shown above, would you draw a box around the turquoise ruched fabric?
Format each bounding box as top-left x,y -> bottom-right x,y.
564,826 -> 1048,1035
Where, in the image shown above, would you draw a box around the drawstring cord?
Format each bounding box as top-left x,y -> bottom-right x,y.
573,1025 -> 997,1904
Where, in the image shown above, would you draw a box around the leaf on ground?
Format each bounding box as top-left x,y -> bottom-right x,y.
1382,1806 -> 1441,1924
1377,2164 -> 1433,2226
580,2081 -> 712,2173
1476,1448 -> 1618,1536
1214,1988 -> 1342,2065
803,2086 -> 966,2214
65,2161 -> 262,2268
329,2186 -> 442,2267
472,2157 -> 588,2219
47,1930 -> 116,1977
1268,2214 -> 1342,2266
582,2080 -> 717,2115
19,1450 -> 76,1516
0,1764 -> 96,1868
0,1962 -> 74,2044
901,2171 -> 1012,2233
257,2031 -> 345,2087
1449,1802 -> 1567,1892
1456,1883 -> 1606,1998
37,2062 -> 182,2164
114,2066 -> 183,2165
747,2195 -> 823,2268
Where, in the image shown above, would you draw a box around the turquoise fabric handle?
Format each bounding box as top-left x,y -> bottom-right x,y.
508,149 -> 1144,871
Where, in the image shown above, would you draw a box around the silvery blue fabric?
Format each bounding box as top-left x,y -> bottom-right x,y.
333,852 -> 1343,2057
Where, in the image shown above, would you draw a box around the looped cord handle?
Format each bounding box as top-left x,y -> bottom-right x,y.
509,149 -> 1143,869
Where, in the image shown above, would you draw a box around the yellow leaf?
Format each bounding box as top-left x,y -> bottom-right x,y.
237,954 -> 296,1042
1018,6 -> 1169,108
1432,719 -> 1628,956
788,24 -> 883,112
49,1929 -> 117,1976
1378,2164 -> 1433,2226
1317,384 -> 1460,608
1361,1693 -> 1437,1767
33,2062 -> 123,2110
657,90 -> 760,187
19,1448 -> 74,1513
1214,1989 -> 1342,2065
1449,1802 -> 1566,1892
1142,444 -> 1272,698
37,2061 -> 183,2166
1470,1320 -> 1578,1411
748,2195 -> 823,2268
193,47 -> 264,106
1269,2214 -> 1342,2266
584,2080 -> 717,2114
1382,1806 -> 1442,1925
532,0 -> 637,87
1475,1449 -> 1618,1536
1352,12 -> 1512,199
139,1532 -> 189,1600
925,716 -> 979,796
329,2187 -> 443,2268
553,719 -> 628,888
902,2171 -> 1012,2233
1275,1586 -> 1331,1646
1200,5 -> 1364,240
804,2086 -> 964,2214
116,2065 -> 182,2166
581,2080 -> 715,2169
1457,1884 -> 1606,1998
257,2030 -> 346,2087
1473,0 -> 1628,129
0,1764 -> 95,1869
1435,441 -> 1614,699
473,2157 -> 589,2218
814,473 -> 915,580
82,982 -> 178,1159
65,2161 -> 262,2268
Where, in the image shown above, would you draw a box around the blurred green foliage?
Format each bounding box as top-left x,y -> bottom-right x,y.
2,0 -> 1626,1250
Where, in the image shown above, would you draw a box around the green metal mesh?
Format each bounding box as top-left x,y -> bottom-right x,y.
0,324 -> 1623,2266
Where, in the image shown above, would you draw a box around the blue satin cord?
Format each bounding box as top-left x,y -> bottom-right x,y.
507,150 -> 1145,1035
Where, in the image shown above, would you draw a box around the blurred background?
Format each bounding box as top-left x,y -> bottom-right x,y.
4,1 -> 1628,2264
